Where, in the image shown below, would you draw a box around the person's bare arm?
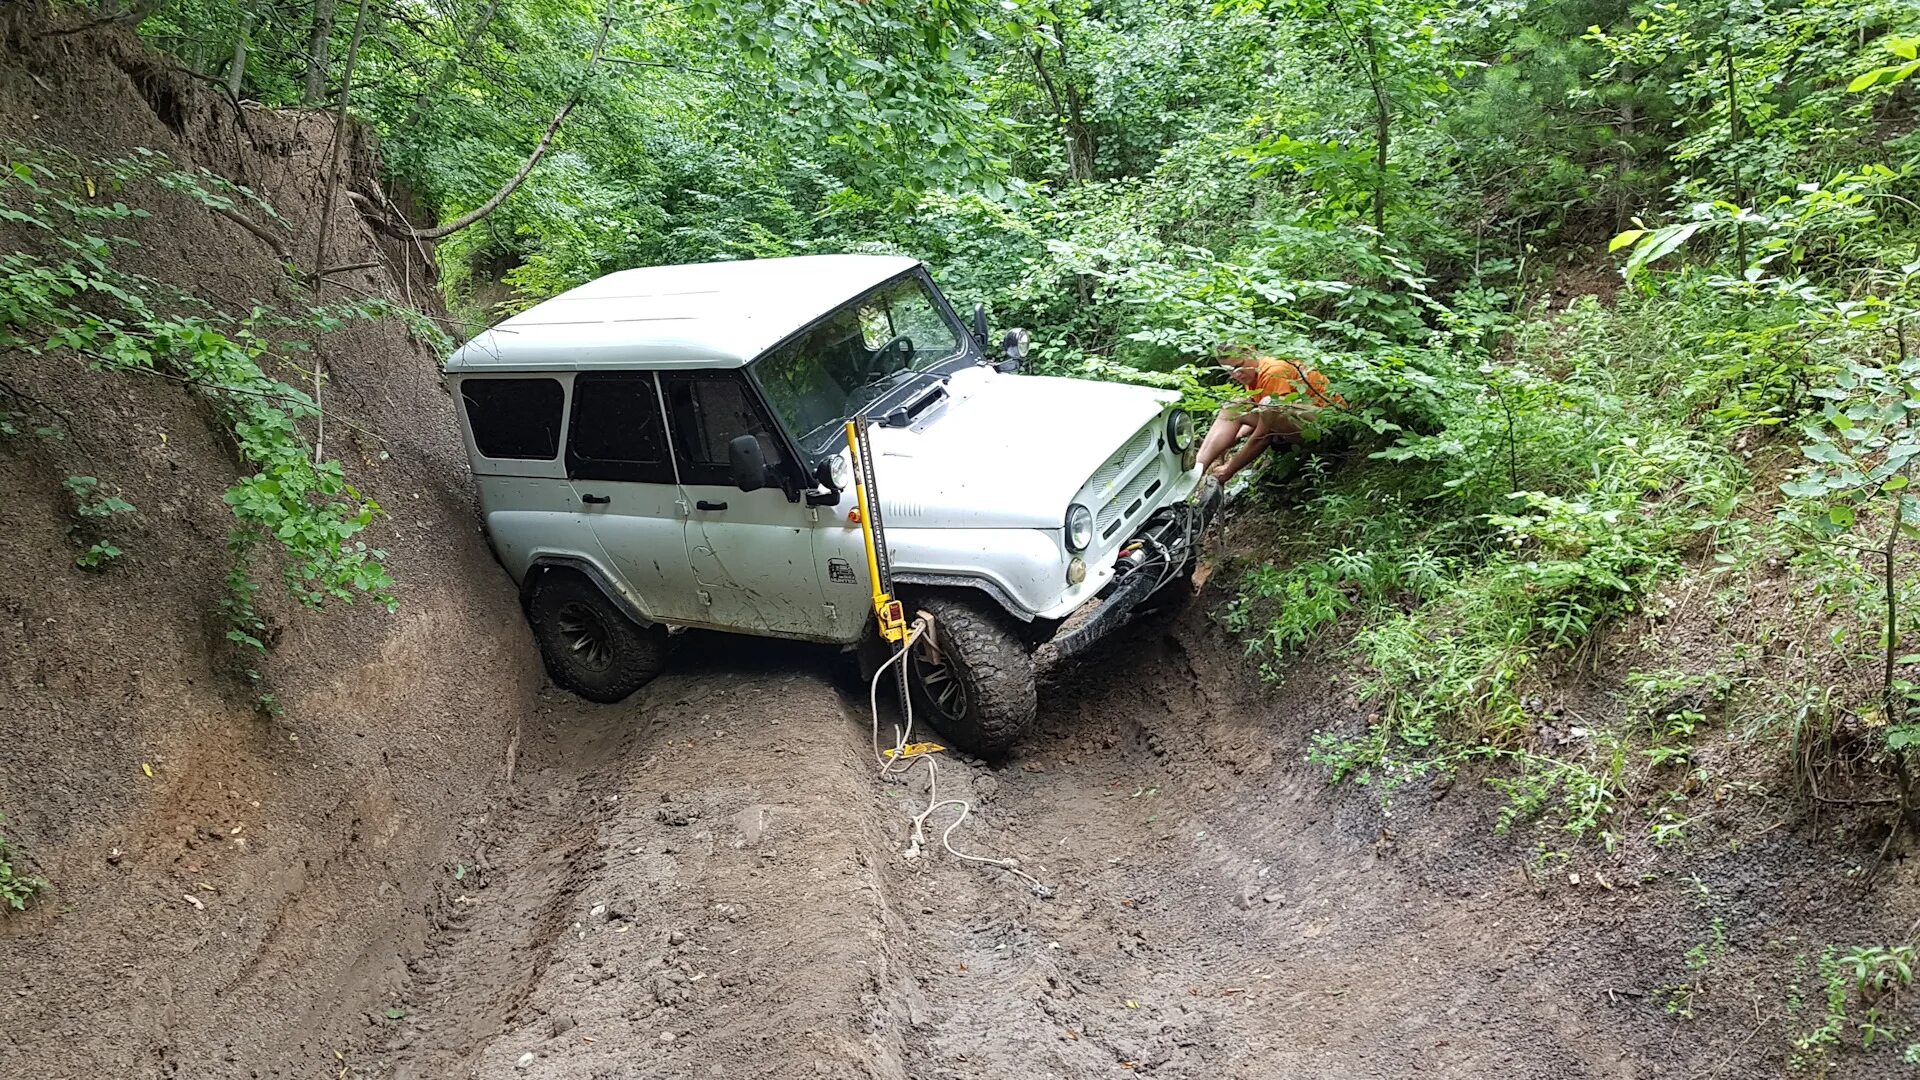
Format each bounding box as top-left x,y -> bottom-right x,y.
1212,425 -> 1272,482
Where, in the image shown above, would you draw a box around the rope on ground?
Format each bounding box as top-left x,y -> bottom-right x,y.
868,616 -> 1050,897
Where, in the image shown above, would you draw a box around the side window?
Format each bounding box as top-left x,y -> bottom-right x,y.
663,372 -> 786,486
461,377 -> 564,460
566,373 -> 674,484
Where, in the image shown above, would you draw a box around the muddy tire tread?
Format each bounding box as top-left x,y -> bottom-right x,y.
913,594 -> 1037,759
529,572 -> 666,703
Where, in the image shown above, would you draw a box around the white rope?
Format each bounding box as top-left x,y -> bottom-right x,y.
868,617 -> 1050,897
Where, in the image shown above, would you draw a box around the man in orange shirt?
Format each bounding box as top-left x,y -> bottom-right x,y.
1195,346 -> 1341,492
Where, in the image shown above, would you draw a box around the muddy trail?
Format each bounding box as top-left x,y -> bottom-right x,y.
337,611 -> 1799,1080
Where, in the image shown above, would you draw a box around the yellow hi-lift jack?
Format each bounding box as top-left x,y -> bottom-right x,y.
844,419 -> 908,644
844,419 -> 945,762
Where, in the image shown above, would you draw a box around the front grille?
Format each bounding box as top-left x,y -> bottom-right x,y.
1083,425 -> 1157,505
1098,469 -> 1162,541
1080,422 -> 1164,546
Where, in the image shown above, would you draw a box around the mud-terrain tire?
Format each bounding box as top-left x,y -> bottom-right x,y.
529,572 -> 667,703
907,594 -> 1037,760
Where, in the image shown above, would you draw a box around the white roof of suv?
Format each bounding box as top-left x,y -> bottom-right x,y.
445,254 -> 923,373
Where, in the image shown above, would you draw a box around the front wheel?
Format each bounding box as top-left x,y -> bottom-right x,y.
905,594 -> 1037,760
528,571 -> 667,703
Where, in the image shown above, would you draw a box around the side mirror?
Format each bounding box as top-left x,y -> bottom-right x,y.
970,302 -> 990,347
727,434 -> 767,492
997,328 -> 1030,373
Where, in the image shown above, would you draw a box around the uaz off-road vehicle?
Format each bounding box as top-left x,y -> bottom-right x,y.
447,254 -> 1207,756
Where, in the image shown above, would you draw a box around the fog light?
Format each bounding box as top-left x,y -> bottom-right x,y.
1067,556 -> 1087,585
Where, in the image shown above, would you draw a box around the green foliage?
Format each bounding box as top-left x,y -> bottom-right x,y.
1791,944 -> 1917,1072
88,0 -> 1920,860
61,474 -> 134,569
0,814 -> 45,912
2,145 -> 402,624
1661,916 -> 1727,1020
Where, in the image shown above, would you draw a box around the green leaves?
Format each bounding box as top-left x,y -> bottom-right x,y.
6,148 -> 401,616
1616,221 -> 1705,280
1849,35 -> 1920,91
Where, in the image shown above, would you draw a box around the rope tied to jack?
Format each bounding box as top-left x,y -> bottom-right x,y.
846,418 -> 1051,899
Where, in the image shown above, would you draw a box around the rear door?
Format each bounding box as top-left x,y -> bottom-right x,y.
455,375 -> 581,580
659,370 -> 833,639
564,372 -> 705,625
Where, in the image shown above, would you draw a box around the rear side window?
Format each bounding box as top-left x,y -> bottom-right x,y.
567,373 -> 673,483
461,378 -> 564,459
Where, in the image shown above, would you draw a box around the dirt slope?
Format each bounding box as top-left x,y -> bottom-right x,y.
0,14 -> 541,1078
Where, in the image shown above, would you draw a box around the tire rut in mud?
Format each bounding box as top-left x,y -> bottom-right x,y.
364,643 -> 922,1080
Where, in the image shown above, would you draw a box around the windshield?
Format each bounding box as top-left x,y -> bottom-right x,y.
753,274 -> 965,452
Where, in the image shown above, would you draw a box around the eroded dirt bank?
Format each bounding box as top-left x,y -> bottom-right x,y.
0,14 -> 542,1077
346,611 -> 1915,1080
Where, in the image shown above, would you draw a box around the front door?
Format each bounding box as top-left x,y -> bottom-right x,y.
659,370 -> 834,639
565,371 -> 706,625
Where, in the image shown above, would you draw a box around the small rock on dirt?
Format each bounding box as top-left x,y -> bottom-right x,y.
1231,885 -> 1258,911
515,1051 -> 535,1069
551,1014 -> 575,1036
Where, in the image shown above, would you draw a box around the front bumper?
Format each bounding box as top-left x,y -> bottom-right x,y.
1041,499 -> 1212,663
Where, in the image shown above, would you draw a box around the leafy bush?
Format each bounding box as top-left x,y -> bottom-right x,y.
0,814 -> 45,912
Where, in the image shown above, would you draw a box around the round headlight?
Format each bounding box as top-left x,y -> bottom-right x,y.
1167,409 -> 1195,452
827,452 -> 854,491
1065,504 -> 1094,552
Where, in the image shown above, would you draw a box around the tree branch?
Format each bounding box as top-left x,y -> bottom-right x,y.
214,206 -> 292,262
372,0 -> 614,242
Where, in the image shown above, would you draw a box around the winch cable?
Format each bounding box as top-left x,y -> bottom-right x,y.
844,419 -> 1050,898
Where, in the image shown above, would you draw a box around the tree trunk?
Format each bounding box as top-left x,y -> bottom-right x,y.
1364,22 -> 1389,240
1030,44 -> 1094,184
1613,62 -> 1638,233
302,0 -> 338,106
226,13 -> 252,100
1725,43 -> 1748,268
312,0 -> 373,285
1056,38 -> 1095,183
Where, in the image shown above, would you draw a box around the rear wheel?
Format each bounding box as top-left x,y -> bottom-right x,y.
528,572 -> 667,703
905,594 -> 1037,760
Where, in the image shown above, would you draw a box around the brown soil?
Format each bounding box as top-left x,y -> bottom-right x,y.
318,609 -> 1916,1080
2,13 -> 1917,1080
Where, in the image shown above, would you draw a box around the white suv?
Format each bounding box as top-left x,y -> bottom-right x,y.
447,254 -> 1207,757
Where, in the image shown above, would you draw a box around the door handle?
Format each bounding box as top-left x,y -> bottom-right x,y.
580,493 -> 611,505
696,499 -> 729,511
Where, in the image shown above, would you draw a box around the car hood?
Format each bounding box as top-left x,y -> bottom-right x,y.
864,365 -> 1175,529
